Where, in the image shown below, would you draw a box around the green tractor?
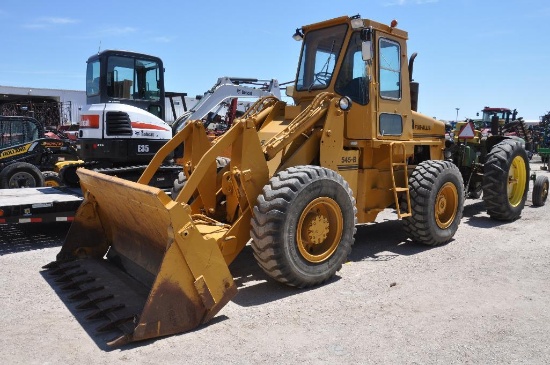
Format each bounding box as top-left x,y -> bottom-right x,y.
445,117 -> 534,220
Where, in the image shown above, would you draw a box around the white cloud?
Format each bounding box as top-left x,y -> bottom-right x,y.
42,17 -> 79,25
22,17 -> 79,29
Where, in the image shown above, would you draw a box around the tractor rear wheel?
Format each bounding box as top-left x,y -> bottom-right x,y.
0,162 -> 45,188
482,139 -> 529,220
251,166 -> 357,288
532,175 -> 549,207
402,160 -> 464,246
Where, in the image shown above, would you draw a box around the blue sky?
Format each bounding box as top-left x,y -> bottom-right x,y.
0,0 -> 548,121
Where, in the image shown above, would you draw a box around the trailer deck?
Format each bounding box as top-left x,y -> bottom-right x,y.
0,187 -> 82,224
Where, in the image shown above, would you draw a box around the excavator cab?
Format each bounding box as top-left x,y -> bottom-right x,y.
86,50 -> 165,120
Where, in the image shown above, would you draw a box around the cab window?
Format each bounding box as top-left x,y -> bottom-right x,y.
86,60 -> 100,97
296,24 -> 347,91
379,38 -> 401,100
335,31 -> 369,105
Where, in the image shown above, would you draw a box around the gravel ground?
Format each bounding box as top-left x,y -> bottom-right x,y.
1,159 -> 549,365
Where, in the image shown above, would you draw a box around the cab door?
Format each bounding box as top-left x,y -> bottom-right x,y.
375,35 -> 412,141
335,31 -> 375,141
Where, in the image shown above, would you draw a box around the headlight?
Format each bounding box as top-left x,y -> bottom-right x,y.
338,96 -> 352,111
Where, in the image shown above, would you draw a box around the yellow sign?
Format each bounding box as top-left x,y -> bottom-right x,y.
0,143 -> 31,159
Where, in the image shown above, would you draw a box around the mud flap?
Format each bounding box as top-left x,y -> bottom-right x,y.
44,168 -> 237,347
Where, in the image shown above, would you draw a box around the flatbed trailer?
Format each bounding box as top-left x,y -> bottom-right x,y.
0,187 -> 82,224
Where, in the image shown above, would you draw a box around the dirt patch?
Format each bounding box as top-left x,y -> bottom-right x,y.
1,161 -> 549,364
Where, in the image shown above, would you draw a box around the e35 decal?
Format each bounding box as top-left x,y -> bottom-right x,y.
137,144 -> 150,153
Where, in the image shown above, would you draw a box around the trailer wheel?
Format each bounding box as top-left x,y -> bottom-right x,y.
0,162 -> 45,188
402,160 -> 464,246
482,139 -> 529,220
251,166 -> 357,288
42,171 -> 63,187
532,175 -> 549,207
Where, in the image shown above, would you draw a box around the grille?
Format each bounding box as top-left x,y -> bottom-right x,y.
105,112 -> 132,136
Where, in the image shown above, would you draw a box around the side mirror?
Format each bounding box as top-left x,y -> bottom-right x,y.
362,41 -> 372,61
285,85 -> 295,97
360,28 -> 372,41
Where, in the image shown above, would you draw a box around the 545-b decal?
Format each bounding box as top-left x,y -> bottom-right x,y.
341,156 -> 357,164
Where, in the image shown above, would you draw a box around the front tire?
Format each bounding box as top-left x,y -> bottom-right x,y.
251,166 -> 357,288
532,175 -> 549,207
402,160 -> 464,246
482,139 -> 529,220
0,162 -> 45,188
42,171 -> 63,187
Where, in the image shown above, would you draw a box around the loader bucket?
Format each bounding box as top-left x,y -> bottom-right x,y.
43,168 -> 237,347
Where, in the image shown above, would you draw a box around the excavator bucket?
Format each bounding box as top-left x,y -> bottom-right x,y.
43,168 -> 237,347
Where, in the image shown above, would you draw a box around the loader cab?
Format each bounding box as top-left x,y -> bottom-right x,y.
86,50 -> 166,120
292,16 -> 416,141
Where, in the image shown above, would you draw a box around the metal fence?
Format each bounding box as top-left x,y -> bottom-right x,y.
0,101 -> 73,127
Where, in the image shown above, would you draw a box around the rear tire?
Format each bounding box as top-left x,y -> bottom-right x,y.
532,175 -> 549,207
0,162 -> 45,188
251,166 -> 357,288
482,139 -> 529,220
402,160 -> 464,246
42,171 -> 63,187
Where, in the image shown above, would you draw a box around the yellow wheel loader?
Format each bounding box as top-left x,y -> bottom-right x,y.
44,15 -> 465,347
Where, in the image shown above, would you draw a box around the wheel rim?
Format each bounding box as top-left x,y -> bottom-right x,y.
8,172 -> 37,188
44,179 -> 60,187
542,181 -> 549,202
434,182 -> 458,229
297,197 -> 343,263
507,156 -> 527,207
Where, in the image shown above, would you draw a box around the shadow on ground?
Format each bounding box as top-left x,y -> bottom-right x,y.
0,222 -> 70,256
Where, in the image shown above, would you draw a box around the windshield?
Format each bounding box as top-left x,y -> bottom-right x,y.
86,60 -> 100,96
296,24 -> 348,91
0,118 -> 40,148
103,56 -> 161,101
482,110 -> 511,123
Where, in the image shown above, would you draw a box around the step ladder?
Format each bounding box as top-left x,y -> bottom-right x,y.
389,142 -> 412,218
